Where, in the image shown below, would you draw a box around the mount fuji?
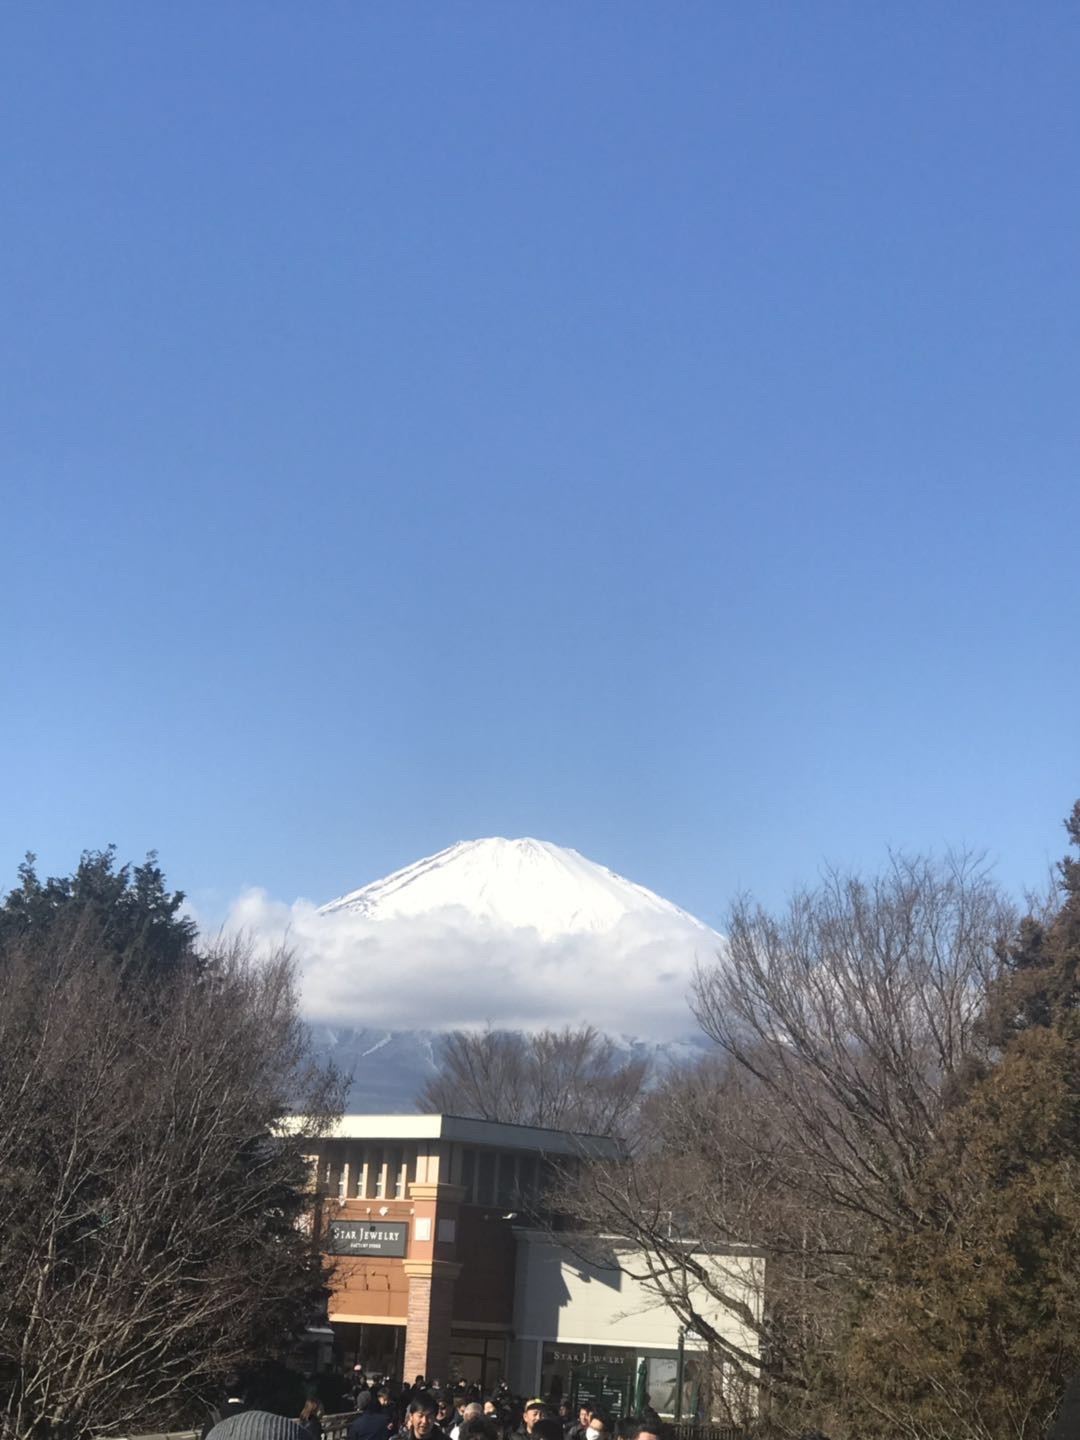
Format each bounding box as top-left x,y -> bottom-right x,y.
320,836 -> 710,940
225,838 -> 721,1110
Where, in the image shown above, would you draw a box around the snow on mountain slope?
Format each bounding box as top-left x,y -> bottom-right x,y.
320,836 -> 709,940
223,838 -> 721,1065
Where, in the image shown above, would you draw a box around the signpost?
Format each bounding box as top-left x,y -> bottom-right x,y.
569,1358 -> 633,1418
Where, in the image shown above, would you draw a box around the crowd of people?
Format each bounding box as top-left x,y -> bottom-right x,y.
204,1373 -> 664,1440
337,1377 -> 663,1440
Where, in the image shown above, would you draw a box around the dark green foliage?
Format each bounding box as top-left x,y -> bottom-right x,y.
0,847 -> 199,984
841,802 -> 1080,1440
0,850 -> 342,1440
621,810 -> 1080,1439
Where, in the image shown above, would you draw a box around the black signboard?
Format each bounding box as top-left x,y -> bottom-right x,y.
327,1220 -> 408,1257
569,1360 -> 632,1419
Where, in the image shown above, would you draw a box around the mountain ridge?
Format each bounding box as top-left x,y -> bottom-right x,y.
310,1022 -> 713,1113
319,835 -> 711,940
303,836 -> 718,1109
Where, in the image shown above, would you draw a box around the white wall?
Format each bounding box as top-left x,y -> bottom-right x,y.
511,1231 -> 763,1387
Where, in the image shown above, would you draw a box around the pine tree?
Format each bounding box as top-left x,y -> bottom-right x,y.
0,846 -> 200,985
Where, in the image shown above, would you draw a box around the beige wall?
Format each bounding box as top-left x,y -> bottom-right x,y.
512,1232 -> 763,1352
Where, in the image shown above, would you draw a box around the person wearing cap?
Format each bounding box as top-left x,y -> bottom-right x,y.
510,1398 -> 547,1440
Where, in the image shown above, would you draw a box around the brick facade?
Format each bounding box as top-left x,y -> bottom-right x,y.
402,1259 -> 461,1381
316,1117 -> 624,1385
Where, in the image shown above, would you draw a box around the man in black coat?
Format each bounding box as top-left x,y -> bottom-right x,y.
348,1391 -> 393,1440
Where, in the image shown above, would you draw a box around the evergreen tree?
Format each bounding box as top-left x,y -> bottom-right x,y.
843,803 -> 1080,1440
0,846 -> 200,984
0,850 -> 341,1440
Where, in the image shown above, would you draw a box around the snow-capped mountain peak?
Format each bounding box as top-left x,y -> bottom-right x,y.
319,836 -> 708,942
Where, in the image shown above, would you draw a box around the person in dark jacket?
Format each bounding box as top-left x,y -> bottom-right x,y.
393,1398 -> 448,1440
298,1401 -> 323,1440
434,1394 -> 456,1435
349,1391 -> 393,1440
564,1404 -> 589,1440
510,1398 -> 547,1440
582,1410 -> 611,1440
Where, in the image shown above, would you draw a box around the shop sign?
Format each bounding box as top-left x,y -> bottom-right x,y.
327,1219 -> 408,1257
552,1350 -> 628,1367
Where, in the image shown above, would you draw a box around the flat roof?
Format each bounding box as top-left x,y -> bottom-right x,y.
315,1112 -> 625,1159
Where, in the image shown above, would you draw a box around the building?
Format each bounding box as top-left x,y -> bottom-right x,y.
512,1230 -> 763,1417
307,1115 -> 763,1413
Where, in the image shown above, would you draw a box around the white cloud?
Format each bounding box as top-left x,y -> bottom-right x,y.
215,889 -> 719,1041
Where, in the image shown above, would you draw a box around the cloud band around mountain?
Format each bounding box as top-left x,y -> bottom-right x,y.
219,888 -> 719,1040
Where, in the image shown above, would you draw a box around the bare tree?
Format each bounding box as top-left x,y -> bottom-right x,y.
419,1025 -> 648,1136
569,853 -> 1016,1433
0,911 -> 342,1440
693,852 -> 1014,1231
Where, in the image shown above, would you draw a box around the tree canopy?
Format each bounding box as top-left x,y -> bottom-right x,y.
0,846 -> 199,985
0,849 -> 342,1440
419,1024 -> 648,1137
569,822 -> 1080,1437
842,802 -> 1080,1439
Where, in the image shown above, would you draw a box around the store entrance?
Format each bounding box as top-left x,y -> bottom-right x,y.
333,1321 -> 405,1380
449,1332 -> 508,1390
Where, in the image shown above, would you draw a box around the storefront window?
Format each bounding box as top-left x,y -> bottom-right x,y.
449,1332 -> 506,1389
540,1343 -> 635,1415
645,1356 -> 678,1417
538,1345 -> 709,1419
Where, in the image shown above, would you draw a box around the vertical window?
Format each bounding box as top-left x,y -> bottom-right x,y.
496,1153 -> 516,1209
461,1148 -> 476,1204
517,1156 -> 538,1205
392,1148 -> 406,1199
399,1146 -> 415,1199
477,1150 -> 495,1207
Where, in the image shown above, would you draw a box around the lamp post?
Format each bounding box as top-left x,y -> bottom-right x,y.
674,1326 -> 686,1424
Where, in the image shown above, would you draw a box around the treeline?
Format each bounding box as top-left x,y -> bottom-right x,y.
419,1026 -> 649,1136
0,850 -> 342,1440
428,805 -> 1080,1440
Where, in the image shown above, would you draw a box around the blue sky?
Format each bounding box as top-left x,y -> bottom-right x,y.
2,3 -> 1078,931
